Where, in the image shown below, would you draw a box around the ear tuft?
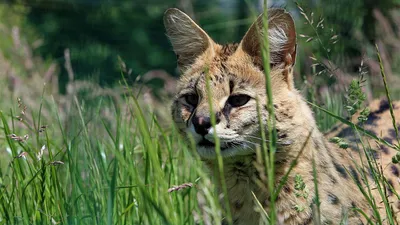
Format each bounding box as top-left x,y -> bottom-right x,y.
240,8 -> 296,67
164,8 -> 213,72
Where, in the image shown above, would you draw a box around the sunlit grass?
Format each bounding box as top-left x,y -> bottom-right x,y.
0,92 -> 223,225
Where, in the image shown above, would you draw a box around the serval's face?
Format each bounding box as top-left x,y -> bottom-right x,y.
165,8 -> 297,159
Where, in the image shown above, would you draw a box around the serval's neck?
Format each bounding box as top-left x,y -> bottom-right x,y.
209,115 -> 367,225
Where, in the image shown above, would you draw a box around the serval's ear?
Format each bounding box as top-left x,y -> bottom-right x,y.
164,8 -> 214,73
240,8 -> 296,69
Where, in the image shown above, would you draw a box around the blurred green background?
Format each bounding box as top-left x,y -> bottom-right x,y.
1,0 -> 400,102
0,0 -> 398,85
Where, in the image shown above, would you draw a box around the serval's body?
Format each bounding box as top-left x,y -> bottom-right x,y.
164,8 -> 400,224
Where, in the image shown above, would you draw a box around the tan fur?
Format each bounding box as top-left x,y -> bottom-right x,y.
164,8 -> 400,225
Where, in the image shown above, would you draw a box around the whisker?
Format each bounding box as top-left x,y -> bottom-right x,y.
244,134 -> 293,146
229,140 -> 287,153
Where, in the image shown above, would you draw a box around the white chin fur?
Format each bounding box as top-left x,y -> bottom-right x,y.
196,145 -> 255,159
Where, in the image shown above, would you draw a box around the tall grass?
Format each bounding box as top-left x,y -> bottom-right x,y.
259,3 -> 278,223
0,89 -> 225,224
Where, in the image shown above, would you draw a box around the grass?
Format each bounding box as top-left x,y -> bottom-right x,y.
0,91 -> 223,225
2,68 -> 399,225
259,3 -> 278,223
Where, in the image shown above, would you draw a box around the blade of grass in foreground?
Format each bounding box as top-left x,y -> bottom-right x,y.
205,67 -> 233,225
252,191 -> 269,220
246,0 -> 278,222
354,128 -> 395,224
262,1 -> 278,222
376,44 -> 400,147
107,159 -> 118,225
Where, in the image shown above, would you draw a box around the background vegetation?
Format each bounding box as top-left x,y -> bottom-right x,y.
2,0 -> 400,95
0,0 -> 400,224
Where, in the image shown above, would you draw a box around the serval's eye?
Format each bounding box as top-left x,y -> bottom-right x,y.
228,94 -> 251,107
184,94 -> 199,107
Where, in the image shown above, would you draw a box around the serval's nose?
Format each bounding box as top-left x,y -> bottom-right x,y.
192,113 -> 221,136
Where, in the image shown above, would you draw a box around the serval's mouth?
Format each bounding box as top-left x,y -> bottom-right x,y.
197,138 -> 238,150
196,138 -> 254,159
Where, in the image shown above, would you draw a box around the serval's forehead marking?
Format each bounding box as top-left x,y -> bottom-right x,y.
178,42 -> 268,99
180,44 -> 239,87
206,43 -> 240,74
219,43 -> 240,61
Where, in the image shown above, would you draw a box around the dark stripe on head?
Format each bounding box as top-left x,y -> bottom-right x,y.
222,104 -> 232,126
229,79 -> 234,94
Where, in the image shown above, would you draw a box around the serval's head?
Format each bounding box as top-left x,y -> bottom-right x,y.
165,8 -> 307,159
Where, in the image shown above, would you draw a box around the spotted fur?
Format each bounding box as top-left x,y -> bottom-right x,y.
164,8 -> 400,225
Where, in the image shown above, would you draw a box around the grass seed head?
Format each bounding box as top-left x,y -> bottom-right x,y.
168,183 -> 194,193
